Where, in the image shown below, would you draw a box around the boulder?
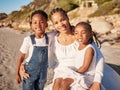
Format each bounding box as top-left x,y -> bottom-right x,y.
90,18 -> 113,34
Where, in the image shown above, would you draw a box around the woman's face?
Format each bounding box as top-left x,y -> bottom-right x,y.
31,14 -> 48,35
51,12 -> 70,34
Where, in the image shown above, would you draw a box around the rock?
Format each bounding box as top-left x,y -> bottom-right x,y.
11,22 -> 19,30
18,21 -> 30,30
102,42 -> 111,46
90,18 -> 113,34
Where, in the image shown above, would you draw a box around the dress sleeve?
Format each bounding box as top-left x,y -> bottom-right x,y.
94,56 -> 104,83
92,43 -> 104,83
20,36 -> 30,54
47,32 -> 58,69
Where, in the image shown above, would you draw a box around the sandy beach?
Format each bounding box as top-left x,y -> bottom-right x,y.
0,28 -> 120,90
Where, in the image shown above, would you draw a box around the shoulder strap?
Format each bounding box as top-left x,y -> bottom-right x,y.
30,34 -> 49,45
30,34 -> 36,44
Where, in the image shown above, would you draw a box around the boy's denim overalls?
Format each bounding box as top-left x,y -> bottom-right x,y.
22,34 -> 48,90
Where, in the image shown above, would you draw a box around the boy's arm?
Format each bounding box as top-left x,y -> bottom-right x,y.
20,63 -> 29,79
16,52 -> 25,83
77,47 -> 94,73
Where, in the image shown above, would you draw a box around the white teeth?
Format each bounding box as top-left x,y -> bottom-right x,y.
61,26 -> 66,31
36,28 -> 40,30
78,38 -> 82,42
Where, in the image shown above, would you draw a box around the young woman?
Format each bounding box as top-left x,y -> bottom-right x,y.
49,8 -> 77,90
49,8 -> 104,90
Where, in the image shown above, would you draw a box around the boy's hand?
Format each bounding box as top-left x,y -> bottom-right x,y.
20,64 -> 29,79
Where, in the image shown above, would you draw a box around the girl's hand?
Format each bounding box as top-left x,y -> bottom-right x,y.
76,69 -> 80,73
89,82 -> 101,90
20,64 -> 29,79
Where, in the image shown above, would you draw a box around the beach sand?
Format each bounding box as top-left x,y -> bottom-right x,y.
0,28 -> 120,90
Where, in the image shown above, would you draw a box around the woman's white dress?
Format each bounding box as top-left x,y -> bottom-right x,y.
53,36 -> 78,80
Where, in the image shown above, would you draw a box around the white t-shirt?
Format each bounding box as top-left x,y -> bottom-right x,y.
20,32 -> 56,68
20,35 -> 47,63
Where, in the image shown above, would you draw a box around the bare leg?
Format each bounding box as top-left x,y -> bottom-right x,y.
53,78 -> 63,90
60,78 -> 74,90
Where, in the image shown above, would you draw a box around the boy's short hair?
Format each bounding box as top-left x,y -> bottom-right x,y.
30,10 -> 48,21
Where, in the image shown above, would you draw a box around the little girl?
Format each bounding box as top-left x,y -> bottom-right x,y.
16,10 -> 51,90
73,22 -> 103,90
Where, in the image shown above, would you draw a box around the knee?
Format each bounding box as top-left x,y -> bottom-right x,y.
53,78 -> 63,90
61,78 -> 74,89
54,78 -> 63,85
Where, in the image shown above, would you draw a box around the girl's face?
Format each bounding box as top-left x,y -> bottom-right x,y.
51,12 -> 70,34
74,25 -> 92,44
31,14 -> 48,35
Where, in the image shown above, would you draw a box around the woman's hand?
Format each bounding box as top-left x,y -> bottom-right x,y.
89,82 -> 101,90
20,64 -> 29,79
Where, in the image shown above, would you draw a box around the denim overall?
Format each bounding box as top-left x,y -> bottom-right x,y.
22,34 -> 48,90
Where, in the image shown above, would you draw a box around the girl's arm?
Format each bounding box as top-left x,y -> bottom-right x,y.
77,47 -> 94,73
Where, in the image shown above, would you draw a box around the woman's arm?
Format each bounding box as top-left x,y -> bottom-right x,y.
90,43 -> 105,90
89,82 -> 101,90
16,36 -> 30,83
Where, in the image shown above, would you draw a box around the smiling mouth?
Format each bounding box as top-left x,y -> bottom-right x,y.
35,28 -> 41,31
77,38 -> 82,42
60,26 -> 67,30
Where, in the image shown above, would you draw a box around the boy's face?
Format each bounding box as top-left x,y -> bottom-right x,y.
31,14 -> 48,35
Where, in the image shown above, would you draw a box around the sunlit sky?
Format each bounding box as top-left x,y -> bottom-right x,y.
0,0 -> 32,14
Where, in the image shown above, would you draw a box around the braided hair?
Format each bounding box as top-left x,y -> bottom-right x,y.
49,8 -> 68,20
76,22 -> 101,48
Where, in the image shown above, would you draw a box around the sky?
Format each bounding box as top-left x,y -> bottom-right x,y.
0,0 -> 32,14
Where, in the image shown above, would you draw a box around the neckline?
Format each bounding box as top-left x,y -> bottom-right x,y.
55,36 -> 76,47
35,35 -> 45,40
78,44 -> 91,51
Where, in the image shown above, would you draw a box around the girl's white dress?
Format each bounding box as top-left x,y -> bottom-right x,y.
71,44 -> 96,89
